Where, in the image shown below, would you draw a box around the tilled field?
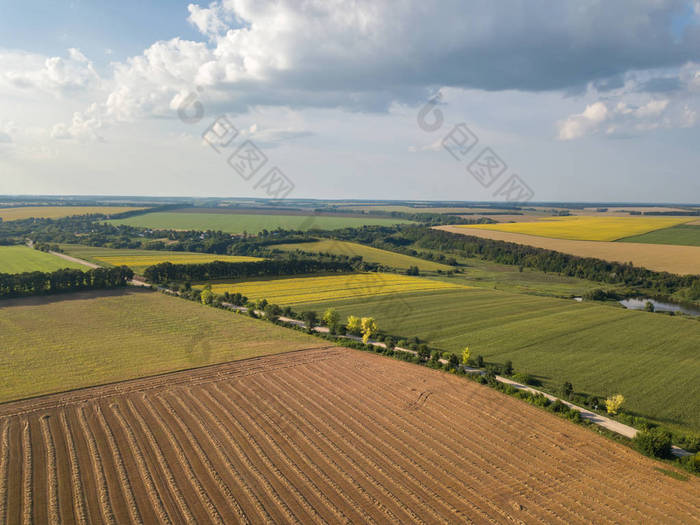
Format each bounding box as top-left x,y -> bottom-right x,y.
0,347 -> 698,524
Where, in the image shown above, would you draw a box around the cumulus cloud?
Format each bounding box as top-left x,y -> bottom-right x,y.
31,0 -> 700,141
66,1 -> 700,115
0,48 -> 100,95
558,63 -> 700,139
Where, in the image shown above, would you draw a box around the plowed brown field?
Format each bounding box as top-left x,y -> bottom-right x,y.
1,348 -> 698,524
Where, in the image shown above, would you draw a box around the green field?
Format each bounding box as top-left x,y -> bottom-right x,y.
421,248 -> 609,298
296,286 -> 700,433
60,244 -> 262,273
0,289 -> 325,403
618,224 -> 700,247
106,211 -> 414,234
0,246 -> 85,273
275,239 -> 454,271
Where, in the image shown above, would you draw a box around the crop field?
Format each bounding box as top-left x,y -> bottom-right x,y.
0,246 -> 85,273
438,225 -> 700,275
337,204 -> 518,214
274,239 -> 454,271
618,224 -> 700,247
297,287 -> 700,433
60,244 -> 263,273
456,216 -> 692,241
0,206 -> 148,221
1,347 -> 697,524
0,289 -> 326,403
200,273 -> 469,305
422,250 -> 609,297
106,211 -> 414,234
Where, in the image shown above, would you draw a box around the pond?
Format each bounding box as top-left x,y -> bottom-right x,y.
619,297 -> 700,317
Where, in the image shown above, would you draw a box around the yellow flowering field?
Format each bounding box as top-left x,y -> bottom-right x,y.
95,254 -> 263,273
0,206 -> 149,221
202,273 -> 469,305
457,216 -> 693,241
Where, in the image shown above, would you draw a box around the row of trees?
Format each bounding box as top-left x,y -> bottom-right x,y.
143,259 -> 356,283
411,228 -> 700,297
0,266 -> 134,298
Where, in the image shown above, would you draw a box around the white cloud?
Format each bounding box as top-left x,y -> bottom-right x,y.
45,0 -> 700,140
558,64 -> 700,139
0,48 -> 100,95
50,103 -> 104,141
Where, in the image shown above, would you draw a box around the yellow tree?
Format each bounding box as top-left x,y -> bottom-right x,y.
346,315 -> 362,335
200,288 -> 214,305
461,346 -> 471,365
605,394 -> 625,415
361,317 -> 378,343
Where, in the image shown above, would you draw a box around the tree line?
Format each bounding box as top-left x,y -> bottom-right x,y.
316,224 -> 700,301
143,259 -> 355,283
0,266 -> 134,299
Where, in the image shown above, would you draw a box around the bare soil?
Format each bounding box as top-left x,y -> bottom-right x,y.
1,347 -> 698,524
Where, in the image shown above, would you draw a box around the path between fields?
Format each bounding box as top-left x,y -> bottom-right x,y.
33,247 -> 693,458
48,250 -> 100,269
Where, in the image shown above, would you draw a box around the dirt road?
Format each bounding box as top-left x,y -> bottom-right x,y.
48,250 -> 100,269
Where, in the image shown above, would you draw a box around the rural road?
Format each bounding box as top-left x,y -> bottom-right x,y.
36,249 -> 694,458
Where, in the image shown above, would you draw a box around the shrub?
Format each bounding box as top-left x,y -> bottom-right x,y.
549,399 -> 568,413
561,381 -> 574,399
503,360 -> 513,376
531,393 -> 550,407
681,452 -> 700,472
417,343 -> 430,359
512,372 -> 539,386
447,353 -> 459,369
634,428 -> 673,459
475,355 -> 484,368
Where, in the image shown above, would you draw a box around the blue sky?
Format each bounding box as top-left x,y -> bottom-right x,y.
1,1 -> 699,203
0,1 -> 199,65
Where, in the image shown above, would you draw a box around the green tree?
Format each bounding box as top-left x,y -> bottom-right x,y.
503,360 -> 513,376
561,381 -> 574,399
322,307 -> 341,331
417,343 -> 431,360
447,353 -> 459,369
302,310 -> 318,332
264,303 -> 281,323
634,428 -> 672,458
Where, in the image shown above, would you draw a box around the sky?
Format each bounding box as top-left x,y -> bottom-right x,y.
1,1 -> 700,203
